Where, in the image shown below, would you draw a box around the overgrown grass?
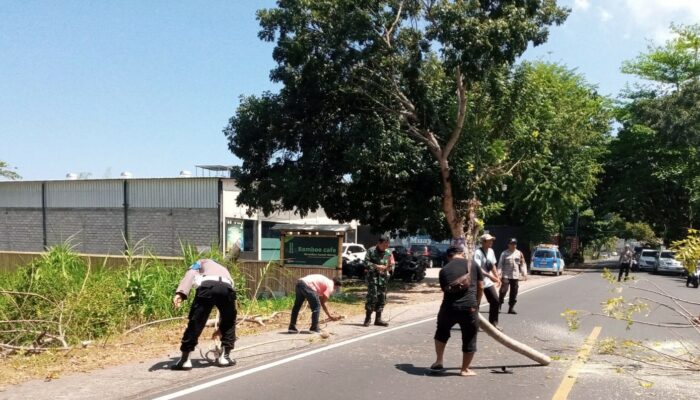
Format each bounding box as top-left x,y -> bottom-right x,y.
0,241 -> 245,348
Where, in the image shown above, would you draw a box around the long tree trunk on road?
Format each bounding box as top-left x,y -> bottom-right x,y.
478,314 -> 551,365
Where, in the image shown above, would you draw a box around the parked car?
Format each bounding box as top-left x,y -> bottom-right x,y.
408,244 -> 444,268
637,249 -> 659,271
530,244 -> 565,276
342,243 -> 367,263
652,250 -> 684,275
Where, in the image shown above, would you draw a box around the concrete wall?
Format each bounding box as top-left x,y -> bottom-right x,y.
0,208 -> 44,252
45,208 -> 124,254
129,208 -> 218,256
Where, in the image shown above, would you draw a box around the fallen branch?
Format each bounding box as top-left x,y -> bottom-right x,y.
628,284 -> 700,306
0,290 -> 56,305
478,314 -> 551,366
125,317 -> 187,335
0,343 -> 72,354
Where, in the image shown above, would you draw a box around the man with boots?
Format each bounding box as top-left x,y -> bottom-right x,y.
172,258 -> 237,370
498,238 -> 528,315
363,236 -> 394,327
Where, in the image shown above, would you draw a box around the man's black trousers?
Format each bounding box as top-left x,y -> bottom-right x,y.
180,281 -> 237,352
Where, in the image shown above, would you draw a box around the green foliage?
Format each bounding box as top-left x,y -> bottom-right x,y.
226,0 -> 570,239
621,24 -> 700,88
597,25 -> 700,243
671,228 -> 700,273
498,62 -> 612,240
623,222 -> 658,245
0,242 -> 247,346
0,160 -> 21,181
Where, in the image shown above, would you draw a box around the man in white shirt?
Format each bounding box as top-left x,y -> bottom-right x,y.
473,234 -> 501,330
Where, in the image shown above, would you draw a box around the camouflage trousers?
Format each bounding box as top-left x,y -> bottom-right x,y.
365,274 -> 388,312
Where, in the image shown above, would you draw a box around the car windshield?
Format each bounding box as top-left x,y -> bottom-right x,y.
641,251 -> 658,257
410,245 -> 426,251
660,251 -> 675,259
534,250 -> 554,258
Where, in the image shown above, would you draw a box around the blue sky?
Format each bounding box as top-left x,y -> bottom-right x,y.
1,0 -> 699,181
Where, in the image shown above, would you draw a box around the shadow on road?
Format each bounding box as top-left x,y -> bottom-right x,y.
394,363 -> 457,377
148,357 -> 216,372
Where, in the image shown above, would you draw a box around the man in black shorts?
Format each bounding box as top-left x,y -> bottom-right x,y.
432,245 -> 484,376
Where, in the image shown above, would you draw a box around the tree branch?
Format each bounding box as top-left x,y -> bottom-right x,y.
444,66 -> 467,159
383,1 -> 404,48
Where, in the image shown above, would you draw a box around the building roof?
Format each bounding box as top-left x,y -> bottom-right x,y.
271,224 -> 351,233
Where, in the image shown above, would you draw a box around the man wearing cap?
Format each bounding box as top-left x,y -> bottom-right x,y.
473,233 -> 502,329
498,238 -> 528,314
363,236 -> 394,327
432,245 -> 484,376
172,258 -> 237,370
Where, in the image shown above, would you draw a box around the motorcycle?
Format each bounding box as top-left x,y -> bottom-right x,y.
392,252 -> 428,283
342,258 -> 366,279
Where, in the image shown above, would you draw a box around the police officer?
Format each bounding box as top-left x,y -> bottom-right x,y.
364,236 -> 394,327
171,258 -> 237,370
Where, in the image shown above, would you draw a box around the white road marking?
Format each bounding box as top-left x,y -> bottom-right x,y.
153,273 -> 580,400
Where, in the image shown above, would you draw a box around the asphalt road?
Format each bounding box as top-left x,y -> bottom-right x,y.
151,269 -> 700,400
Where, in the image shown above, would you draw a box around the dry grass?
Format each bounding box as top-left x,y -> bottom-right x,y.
0,302 -> 365,390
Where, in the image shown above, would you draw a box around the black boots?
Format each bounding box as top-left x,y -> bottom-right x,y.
374,312 -> 389,327
508,306 -> 517,315
364,311 -> 389,327
171,351 -> 192,370
363,311 -> 372,327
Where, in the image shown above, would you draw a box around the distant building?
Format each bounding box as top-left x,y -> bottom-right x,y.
0,175 -> 354,260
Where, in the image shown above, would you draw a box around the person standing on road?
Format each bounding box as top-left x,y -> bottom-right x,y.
432,245 -> 484,376
363,236 -> 394,327
473,234 -> 502,330
288,274 -> 343,333
498,238 -> 528,315
618,245 -> 634,282
172,259 -> 237,370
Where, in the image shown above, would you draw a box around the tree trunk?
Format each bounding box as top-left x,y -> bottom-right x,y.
478,314 -> 551,366
438,157 -> 464,240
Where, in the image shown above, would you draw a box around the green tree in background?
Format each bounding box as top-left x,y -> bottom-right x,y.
494,62 -> 612,243
622,24 -> 700,89
0,160 -> 21,180
597,24 -> 700,243
225,0 -> 569,242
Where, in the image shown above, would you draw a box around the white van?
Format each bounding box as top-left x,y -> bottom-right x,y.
638,249 -> 659,271
342,243 -> 367,263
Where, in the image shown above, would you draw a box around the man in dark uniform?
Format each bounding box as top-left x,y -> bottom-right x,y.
363,236 -> 394,327
432,246 -> 484,376
171,258 -> 237,370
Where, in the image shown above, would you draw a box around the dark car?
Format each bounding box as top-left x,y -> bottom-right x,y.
409,244 -> 444,268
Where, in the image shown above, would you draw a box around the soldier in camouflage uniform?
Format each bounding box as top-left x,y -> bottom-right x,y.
364,237 -> 394,327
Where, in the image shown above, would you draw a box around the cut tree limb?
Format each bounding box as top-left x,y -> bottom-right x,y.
478,314 -> 551,366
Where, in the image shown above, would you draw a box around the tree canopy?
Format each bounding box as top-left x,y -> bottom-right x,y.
225,0 -> 571,241
596,24 -> 700,242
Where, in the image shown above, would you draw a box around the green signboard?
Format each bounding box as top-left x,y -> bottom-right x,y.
283,235 -> 340,268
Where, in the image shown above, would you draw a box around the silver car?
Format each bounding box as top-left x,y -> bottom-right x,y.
653,251 -> 684,275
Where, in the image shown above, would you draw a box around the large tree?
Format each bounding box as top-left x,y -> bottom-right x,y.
225,0 -> 568,245
598,24 -> 700,241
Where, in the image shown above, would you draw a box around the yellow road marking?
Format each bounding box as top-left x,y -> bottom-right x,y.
552,326 -> 602,400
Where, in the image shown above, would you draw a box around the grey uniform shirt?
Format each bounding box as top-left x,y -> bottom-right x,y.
176,259 -> 233,299
498,249 -> 527,280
